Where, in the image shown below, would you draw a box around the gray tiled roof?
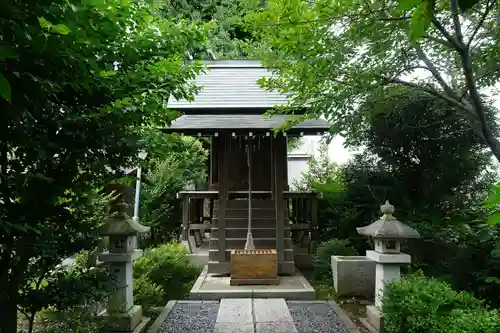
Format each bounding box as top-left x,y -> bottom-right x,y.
164,114 -> 330,133
168,60 -> 288,109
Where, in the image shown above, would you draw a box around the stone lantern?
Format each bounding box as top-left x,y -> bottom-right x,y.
357,201 -> 420,333
99,184 -> 150,333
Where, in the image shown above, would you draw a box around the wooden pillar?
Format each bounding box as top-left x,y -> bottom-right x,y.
181,194 -> 189,241
217,135 -> 228,261
274,135 -> 286,264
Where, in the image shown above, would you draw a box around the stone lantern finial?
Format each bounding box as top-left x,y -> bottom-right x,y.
380,201 -> 394,220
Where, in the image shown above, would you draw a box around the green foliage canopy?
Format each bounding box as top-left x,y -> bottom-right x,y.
245,0 -> 500,161
0,0 -> 208,331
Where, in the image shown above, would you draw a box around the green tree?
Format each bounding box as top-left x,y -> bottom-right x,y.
245,0 -> 500,161
140,134 -> 208,246
163,0 -> 263,59
0,1 -> 207,331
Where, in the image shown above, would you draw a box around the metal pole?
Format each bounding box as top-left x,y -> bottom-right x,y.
133,166 -> 142,221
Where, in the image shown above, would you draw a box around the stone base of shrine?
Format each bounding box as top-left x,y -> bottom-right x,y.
190,265 -> 315,300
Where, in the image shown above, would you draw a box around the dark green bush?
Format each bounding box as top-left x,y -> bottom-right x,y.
382,272 -> 500,333
134,243 -> 199,302
313,238 -> 358,280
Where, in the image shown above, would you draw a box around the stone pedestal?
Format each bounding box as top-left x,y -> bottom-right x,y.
366,251 -> 411,307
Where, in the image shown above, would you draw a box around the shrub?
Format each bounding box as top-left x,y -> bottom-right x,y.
313,238 -> 358,280
134,276 -> 165,311
134,243 -> 199,302
382,272 -> 500,333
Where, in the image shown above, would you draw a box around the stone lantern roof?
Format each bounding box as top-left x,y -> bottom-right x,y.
100,202 -> 150,236
356,201 -> 420,239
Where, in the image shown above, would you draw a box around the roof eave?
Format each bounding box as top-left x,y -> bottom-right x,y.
160,127 -> 330,136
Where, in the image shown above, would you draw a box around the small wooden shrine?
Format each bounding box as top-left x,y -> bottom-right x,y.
163,60 -> 331,276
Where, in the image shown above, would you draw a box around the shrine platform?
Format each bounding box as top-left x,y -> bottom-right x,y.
189,266 -> 316,300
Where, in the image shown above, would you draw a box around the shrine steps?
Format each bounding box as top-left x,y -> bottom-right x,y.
211,226 -> 292,238
208,199 -> 295,275
209,237 -> 294,249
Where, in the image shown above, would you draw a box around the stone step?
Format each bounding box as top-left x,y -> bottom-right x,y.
213,218 -> 289,228
214,298 -> 298,333
207,260 -> 296,275
209,237 -> 294,249
211,227 -> 291,239
216,200 -> 277,209
209,248 -> 294,262
214,209 -> 277,218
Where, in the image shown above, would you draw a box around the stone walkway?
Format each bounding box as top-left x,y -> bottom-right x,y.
150,298 -> 360,333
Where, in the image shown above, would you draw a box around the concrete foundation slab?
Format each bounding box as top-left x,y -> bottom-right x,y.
190,265 -> 315,300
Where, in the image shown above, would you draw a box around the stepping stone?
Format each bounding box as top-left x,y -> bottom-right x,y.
254,299 -> 297,333
254,298 -> 294,323
216,298 -> 253,323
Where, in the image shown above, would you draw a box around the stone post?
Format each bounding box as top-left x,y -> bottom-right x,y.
357,201 -> 420,333
99,184 -> 151,333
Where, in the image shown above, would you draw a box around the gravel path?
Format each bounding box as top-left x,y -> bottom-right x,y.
159,301 -> 219,333
156,300 -> 356,333
288,301 -> 351,333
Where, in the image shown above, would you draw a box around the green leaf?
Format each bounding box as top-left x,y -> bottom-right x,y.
458,0 -> 480,11
39,17 -> 52,30
0,72 -> 11,103
39,17 -> 70,35
487,212 -> 500,227
51,24 -> 71,35
0,44 -> 18,60
410,4 -> 431,40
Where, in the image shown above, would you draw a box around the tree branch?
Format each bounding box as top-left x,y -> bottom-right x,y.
450,0 -> 464,45
466,0 -> 493,49
383,76 -> 471,115
413,43 -> 458,98
431,18 -> 460,49
424,35 -> 454,48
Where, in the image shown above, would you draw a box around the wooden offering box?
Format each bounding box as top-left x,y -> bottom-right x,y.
230,249 -> 280,286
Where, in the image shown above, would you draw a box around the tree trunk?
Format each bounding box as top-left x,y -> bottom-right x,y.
0,295 -> 18,333
486,134 -> 500,164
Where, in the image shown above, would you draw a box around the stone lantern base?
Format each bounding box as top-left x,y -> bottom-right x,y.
99,306 -> 150,333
